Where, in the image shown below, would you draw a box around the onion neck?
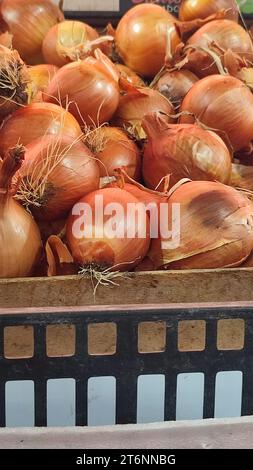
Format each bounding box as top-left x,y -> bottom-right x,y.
0,145 -> 25,204
142,112 -> 171,141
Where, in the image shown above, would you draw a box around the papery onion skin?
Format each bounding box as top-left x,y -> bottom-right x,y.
230,163 -> 253,191
180,75 -> 253,152
0,0 -> 64,64
0,102 -> 82,155
153,70 -> 198,107
115,4 -> 180,78
179,0 -> 239,22
147,181 -> 253,270
28,64 -> 59,102
0,146 -> 42,278
115,64 -> 145,87
87,127 -> 142,181
142,113 -> 232,189
44,52 -> 120,127
42,20 -> 99,67
66,187 -> 150,271
186,20 -> 253,77
113,85 -> 175,140
16,135 -> 100,221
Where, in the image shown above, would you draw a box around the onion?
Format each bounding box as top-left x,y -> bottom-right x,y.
179,0 -> 239,22
147,180 -> 253,270
0,102 -> 82,155
42,20 -> 112,67
66,187 -> 150,272
0,145 -> 42,278
0,31 -> 12,47
44,49 -> 120,127
115,64 -> 145,87
230,163 -> 253,191
153,70 -> 198,107
142,113 -> 232,189
186,20 -> 253,77
84,126 -> 141,181
113,79 -> 175,140
180,75 -> 253,151
115,4 -> 181,78
0,45 -> 29,119
0,0 -> 64,64
16,134 -> 100,221
27,64 -> 59,102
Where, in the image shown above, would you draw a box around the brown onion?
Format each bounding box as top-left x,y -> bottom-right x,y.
147,180 -> 253,270
142,113 -> 231,189
153,70 -> 198,107
27,64 -> 59,102
180,75 -> 253,151
84,126 -> 141,181
179,0 -> 239,22
16,134 -> 100,221
42,20 -> 112,67
0,102 -> 82,155
66,187 -> 150,272
230,163 -> 253,191
0,45 -> 29,119
113,79 -> 175,140
44,49 -> 120,127
0,145 -> 42,278
115,4 -> 180,78
0,0 -> 64,64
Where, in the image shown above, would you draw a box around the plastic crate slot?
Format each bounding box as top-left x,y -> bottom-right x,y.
46,324 -> 76,357
217,319 -> 245,351
88,323 -> 117,356
214,371 -> 243,419
5,381 -> 34,427
4,326 -> 34,359
176,373 -> 205,421
137,375 -> 165,424
178,321 -> 206,352
47,379 -> 76,427
88,377 -> 116,426
138,321 -> 166,354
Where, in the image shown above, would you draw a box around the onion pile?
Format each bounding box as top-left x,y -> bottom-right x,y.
142,113 -> 232,189
44,49 -> 120,126
0,0 -> 64,64
147,180 -> 253,270
0,145 -> 42,278
16,134 -> 100,221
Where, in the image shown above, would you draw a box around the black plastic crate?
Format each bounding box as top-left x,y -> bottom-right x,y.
0,303 -> 252,427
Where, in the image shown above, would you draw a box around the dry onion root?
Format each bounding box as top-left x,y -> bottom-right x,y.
0,145 -> 42,278
147,180 -> 253,270
0,45 -> 29,119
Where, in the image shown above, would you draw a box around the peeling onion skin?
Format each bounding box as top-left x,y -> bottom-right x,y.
179,0 -> 239,22
180,75 -> 253,152
147,181 -> 253,270
0,0 -> 64,64
0,102 -> 82,156
142,113 -> 232,189
66,188 -> 151,272
115,4 -> 181,78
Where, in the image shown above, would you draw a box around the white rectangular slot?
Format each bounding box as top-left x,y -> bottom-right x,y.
215,371 -> 242,419
47,379 -> 76,426
5,381 -> 34,427
88,377 -> 116,426
176,373 -> 204,421
137,375 -> 165,424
